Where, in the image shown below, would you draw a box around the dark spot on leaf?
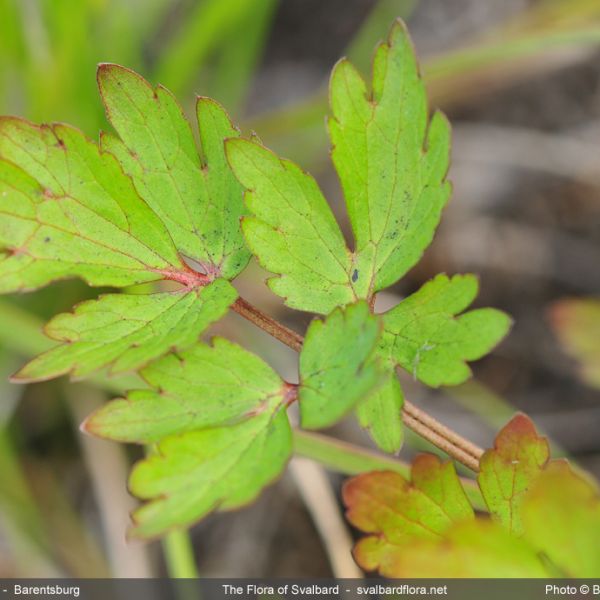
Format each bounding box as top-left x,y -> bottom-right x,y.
44,237 -> 51,243
352,269 -> 359,283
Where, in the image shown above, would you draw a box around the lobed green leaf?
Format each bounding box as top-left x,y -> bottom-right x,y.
329,19 -> 452,295
299,302 -> 383,429
84,336 -> 285,443
129,403 -> 291,538
13,279 -> 237,382
98,64 -> 250,278
381,274 -> 512,386
226,138 -> 357,314
0,119 -> 181,292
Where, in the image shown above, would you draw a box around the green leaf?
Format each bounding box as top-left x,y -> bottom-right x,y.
227,21 -> 455,312
381,274 -> 512,386
1,67 -> 251,381
225,138 -> 357,314
299,302 -> 383,429
98,64 -> 249,279
549,297 -> 600,389
364,520 -> 549,578
343,456 -> 474,555
521,461 -> 600,577
13,279 -> 237,381
84,336 -> 286,443
0,119 -> 183,292
328,19 -> 452,294
478,414 -> 550,536
355,372 -> 404,454
129,402 -> 291,538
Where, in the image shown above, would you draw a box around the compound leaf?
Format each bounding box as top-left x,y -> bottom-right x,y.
0,119 -> 182,292
521,461 -> 600,578
299,302 -> 383,429
84,336 -> 286,443
355,372 -> 404,454
329,20 -> 452,294
98,64 -> 250,278
129,400 -> 291,538
226,138 -> 357,314
345,413 -> 600,577
549,297 -> 600,389
381,274 -> 511,386
13,279 -> 237,382
1,67 -> 250,381
478,414 -> 550,536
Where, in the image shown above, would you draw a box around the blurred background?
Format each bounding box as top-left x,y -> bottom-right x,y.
0,0 -> 599,579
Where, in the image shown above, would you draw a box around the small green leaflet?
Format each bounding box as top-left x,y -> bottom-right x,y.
381,274 -> 512,387
14,280 -> 237,382
344,413 -> 600,577
225,138 -> 357,314
84,336 -> 286,443
0,66 -> 248,378
226,20 -> 450,312
299,302 -> 383,429
355,372 -> 404,454
98,65 -> 250,279
329,19 -> 451,294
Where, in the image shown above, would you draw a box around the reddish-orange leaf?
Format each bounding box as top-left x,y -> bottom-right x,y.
343,456 -> 474,574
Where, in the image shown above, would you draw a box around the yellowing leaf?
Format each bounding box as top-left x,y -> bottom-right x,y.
329,20 -> 451,294
343,456 -> 474,567
345,413 -> 600,578
299,302 -> 383,429
521,462 -> 600,577
98,65 -> 250,278
13,279 -> 237,381
367,520 -> 549,578
478,414 -> 550,536
382,274 -> 512,387
549,297 -> 600,389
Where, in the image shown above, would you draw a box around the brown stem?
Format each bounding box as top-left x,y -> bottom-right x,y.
234,295 -> 483,472
232,297 -> 304,351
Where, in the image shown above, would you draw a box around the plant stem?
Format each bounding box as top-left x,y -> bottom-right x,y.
232,297 -> 303,351
236,295 -> 485,472
162,529 -> 199,579
293,430 -> 486,511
